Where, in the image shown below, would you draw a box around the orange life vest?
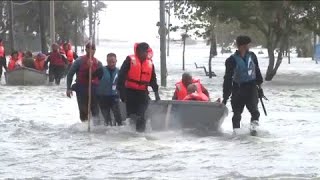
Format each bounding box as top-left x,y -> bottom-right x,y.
66,50 -> 74,64
34,58 -> 45,71
8,57 -> 22,71
0,45 -> 4,57
175,79 -> 202,100
125,55 -> 153,91
183,92 -> 209,102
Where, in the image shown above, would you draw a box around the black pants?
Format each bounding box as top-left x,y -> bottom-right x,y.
0,57 -> 6,79
73,84 -> 99,122
97,95 -> 122,126
125,88 -> 150,132
49,65 -> 65,85
231,84 -> 260,129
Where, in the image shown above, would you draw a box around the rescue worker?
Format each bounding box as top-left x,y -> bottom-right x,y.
0,39 -> 7,80
222,35 -> 263,132
92,53 -> 122,126
63,43 -> 78,74
22,51 -> 35,69
8,51 -> 22,71
66,42 -> 103,124
172,72 -> 210,100
34,53 -> 46,72
183,84 -> 209,101
45,43 -> 68,85
117,42 -> 160,132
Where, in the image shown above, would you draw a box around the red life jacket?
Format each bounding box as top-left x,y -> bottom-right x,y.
125,55 -> 153,91
66,50 -> 74,64
0,45 -> 4,57
77,55 -> 99,85
183,92 -> 209,101
49,52 -> 65,66
175,79 -> 202,100
34,58 -> 45,71
8,57 -> 22,71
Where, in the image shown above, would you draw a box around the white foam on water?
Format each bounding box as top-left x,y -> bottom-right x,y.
0,42 -> 320,179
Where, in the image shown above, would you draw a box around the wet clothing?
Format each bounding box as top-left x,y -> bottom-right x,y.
72,83 -> 100,122
223,50 -> 263,129
45,52 -> 68,85
172,80 -> 209,100
93,66 -> 122,126
67,56 -> 103,123
8,58 -> 22,71
117,55 -> 159,132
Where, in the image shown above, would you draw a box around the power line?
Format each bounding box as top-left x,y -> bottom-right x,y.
12,0 -> 33,6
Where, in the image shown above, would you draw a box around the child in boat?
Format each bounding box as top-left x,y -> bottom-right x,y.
183,84 -> 221,102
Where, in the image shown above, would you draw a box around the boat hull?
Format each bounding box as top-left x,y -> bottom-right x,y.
5,67 -> 47,86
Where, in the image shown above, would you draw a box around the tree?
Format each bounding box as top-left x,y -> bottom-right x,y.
171,1 -> 218,78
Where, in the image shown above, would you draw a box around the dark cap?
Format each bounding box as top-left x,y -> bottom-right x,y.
136,42 -> 150,53
86,42 -> 96,50
236,35 -> 251,46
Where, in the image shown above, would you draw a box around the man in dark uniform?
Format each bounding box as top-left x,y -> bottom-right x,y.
222,35 -> 263,133
117,42 -> 160,132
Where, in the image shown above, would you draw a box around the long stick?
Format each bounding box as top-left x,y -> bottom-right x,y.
259,97 -> 267,116
87,39 -> 93,132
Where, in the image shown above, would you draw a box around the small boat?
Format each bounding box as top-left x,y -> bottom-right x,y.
5,67 -> 47,86
117,100 -> 228,131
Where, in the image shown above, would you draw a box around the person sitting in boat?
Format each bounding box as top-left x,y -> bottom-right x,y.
22,51 -> 35,69
172,72 -> 210,100
45,43 -> 69,85
34,53 -> 46,72
8,51 -> 22,71
183,84 -> 209,101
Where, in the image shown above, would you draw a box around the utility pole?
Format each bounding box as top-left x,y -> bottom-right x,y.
166,0 -> 171,56
9,0 -> 14,51
50,0 -> 55,45
160,0 -> 167,87
89,0 -> 93,42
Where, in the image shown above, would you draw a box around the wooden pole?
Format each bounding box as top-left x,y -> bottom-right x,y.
50,0 -> 55,45
87,38 -> 93,132
160,0 -> 167,87
9,0 -> 14,51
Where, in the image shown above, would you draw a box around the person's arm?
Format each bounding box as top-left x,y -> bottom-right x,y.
200,84 -> 210,98
66,57 -> 81,90
116,56 -> 131,91
149,64 -> 159,93
172,87 -> 178,100
92,66 -> 104,80
222,57 -> 235,103
44,55 -> 51,69
73,52 -> 78,60
252,53 -> 263,86
61,54 -> 68,65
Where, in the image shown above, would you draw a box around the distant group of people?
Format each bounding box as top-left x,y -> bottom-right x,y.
0,39 -> 78,85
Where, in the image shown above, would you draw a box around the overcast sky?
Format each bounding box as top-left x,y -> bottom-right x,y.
97,1 -> 182,42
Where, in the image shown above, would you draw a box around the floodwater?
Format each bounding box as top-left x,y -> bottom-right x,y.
0,42 -> 319,179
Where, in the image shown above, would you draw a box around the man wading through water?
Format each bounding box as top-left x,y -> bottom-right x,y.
117,42 -> 160,132
93,53 -> 122,126
66,43 -> 103,124
222,35 -> 264,134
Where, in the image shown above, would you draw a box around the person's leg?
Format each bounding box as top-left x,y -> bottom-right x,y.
48,66 -> 54,83
90,87 -> 101,125
231,90 -> 245,129
76,90 -> 88,122
111,99 -> 123,126
135,92 -> 150,132
98,96 -> 112,126
246,86 -> 260,123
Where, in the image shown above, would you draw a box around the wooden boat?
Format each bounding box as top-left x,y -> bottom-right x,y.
116,100 -> 228,131
5,67 -> 47,86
